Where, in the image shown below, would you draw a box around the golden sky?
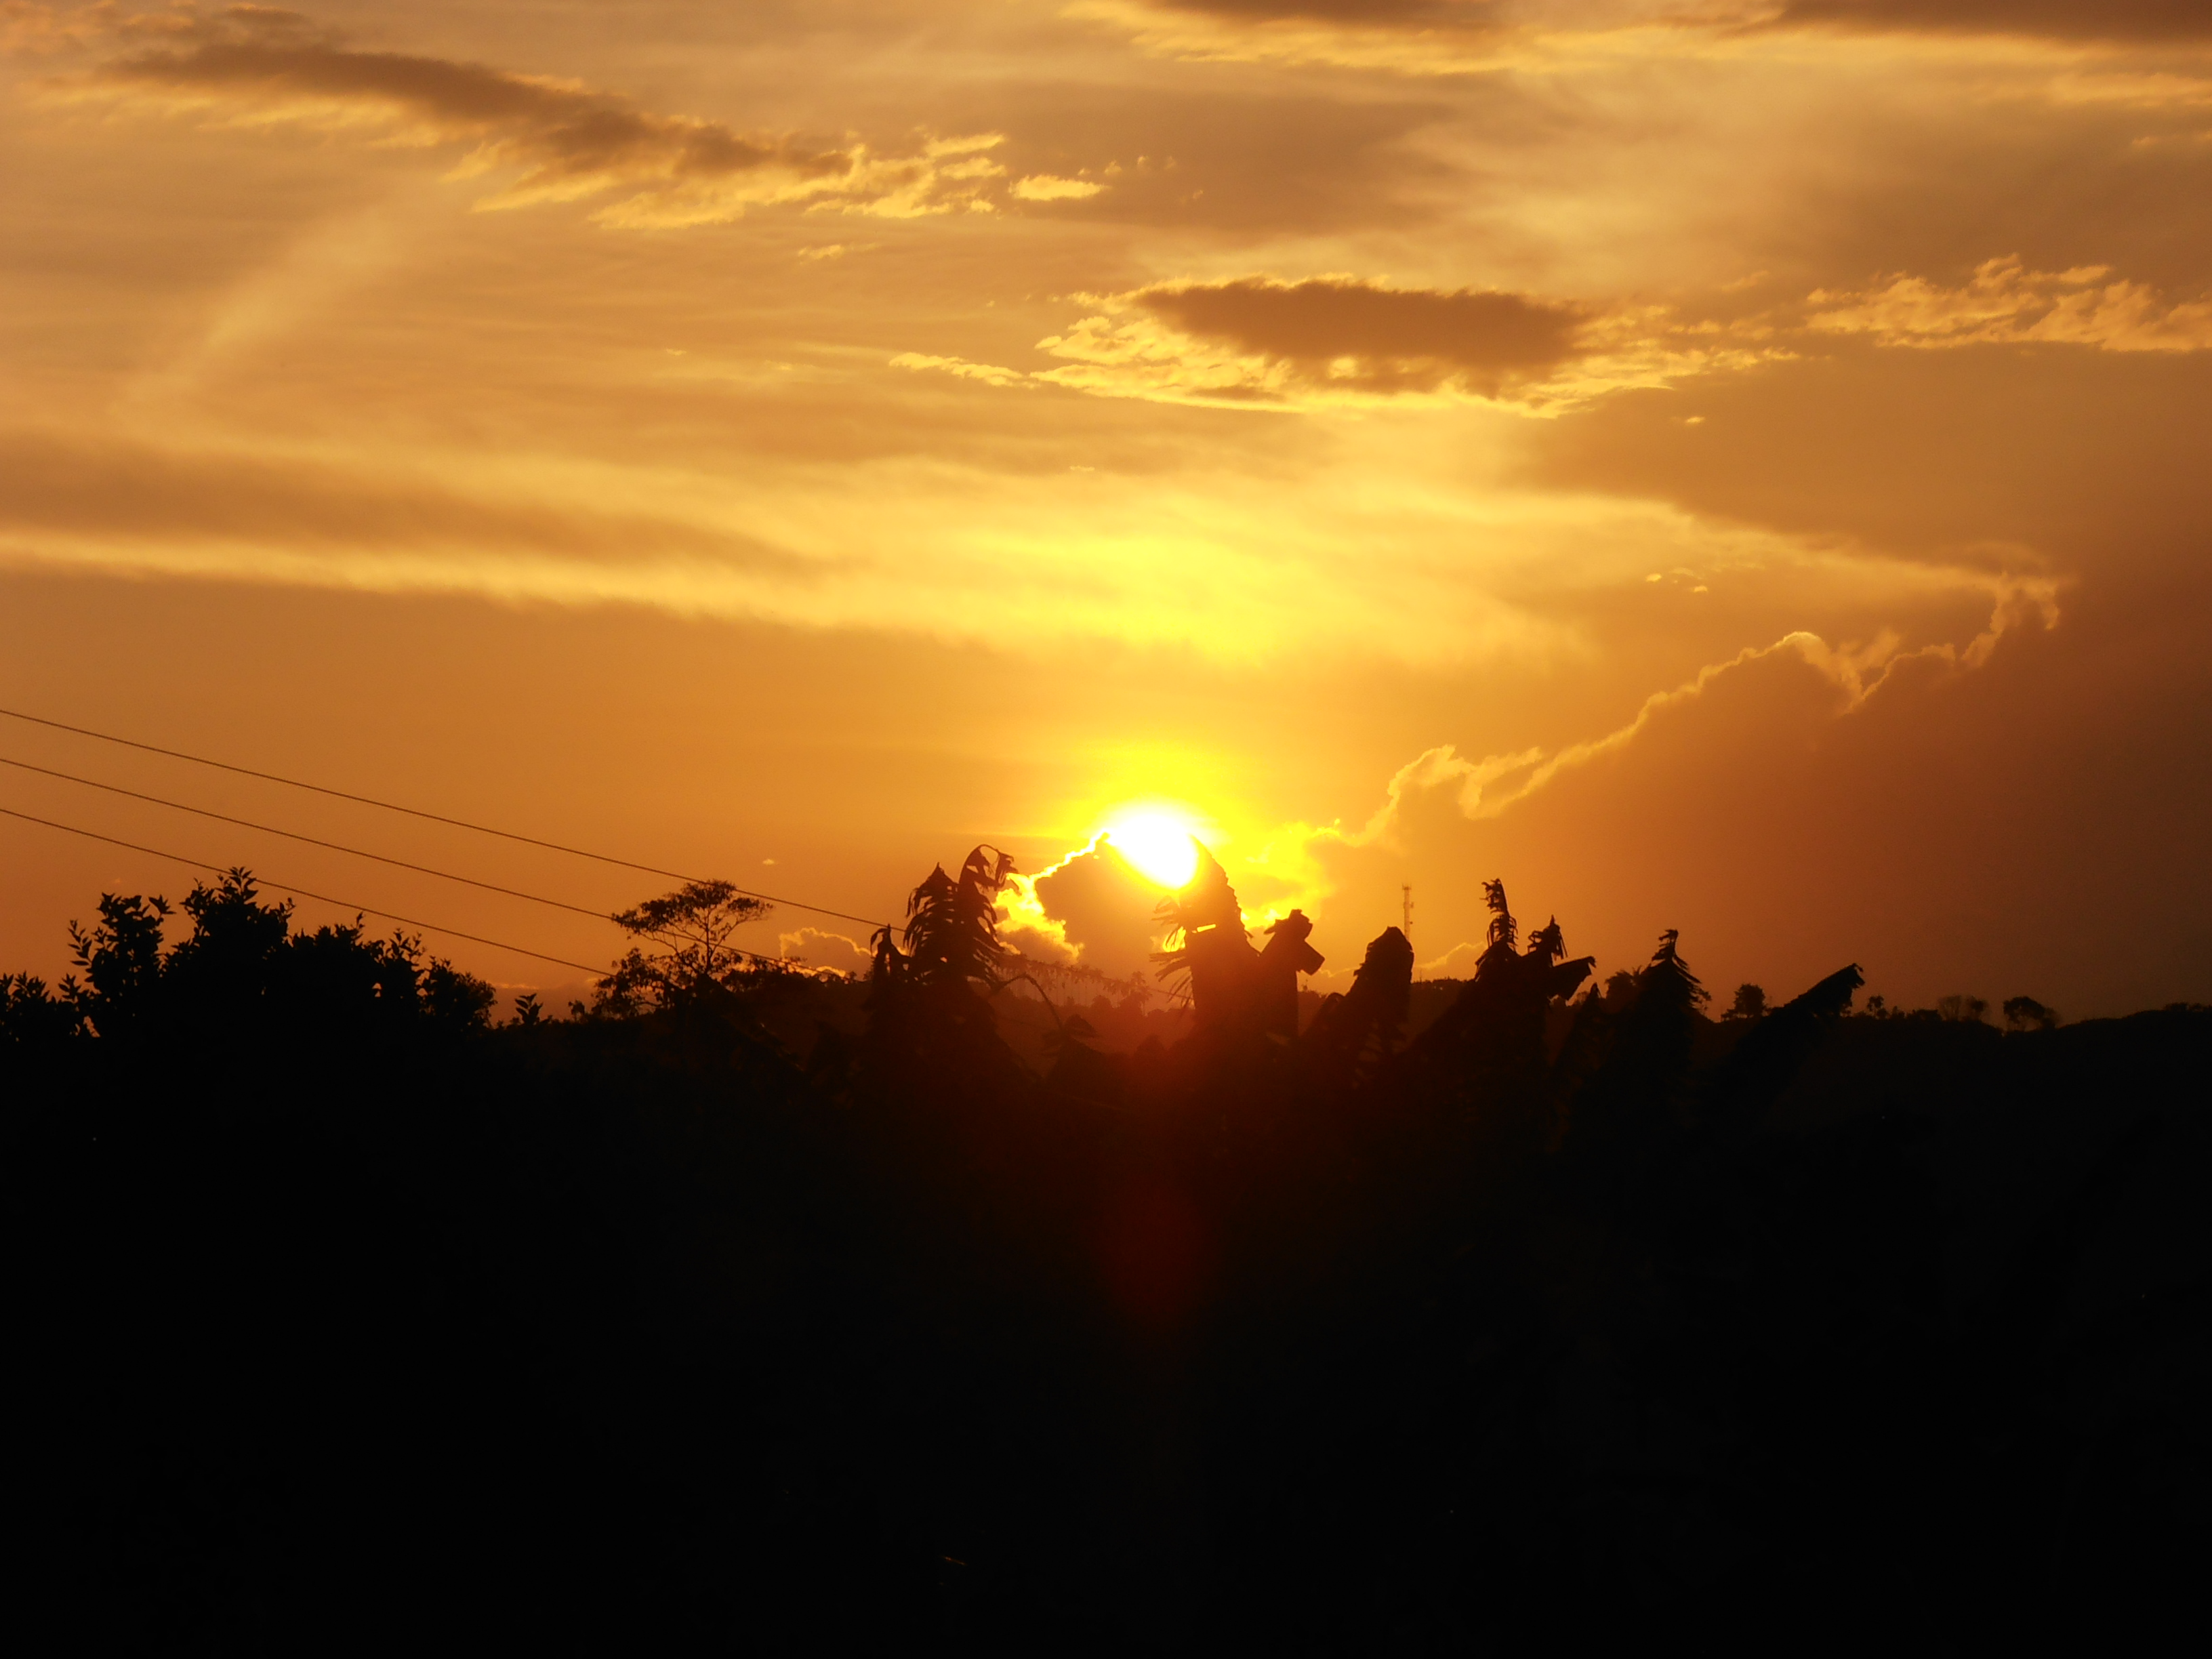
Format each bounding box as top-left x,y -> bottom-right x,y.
3,0 -> 2209,1015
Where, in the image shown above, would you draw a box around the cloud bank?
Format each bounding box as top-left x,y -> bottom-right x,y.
897,254 -> 2207,415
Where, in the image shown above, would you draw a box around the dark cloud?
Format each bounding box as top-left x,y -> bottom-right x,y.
83,7 -> 879,220
1134,276 -> 1587,393
1031,841 -> 1171,979
1150,0 -> 1496,22
1773,1 -> 2212,43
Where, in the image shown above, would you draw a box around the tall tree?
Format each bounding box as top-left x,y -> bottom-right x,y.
874,846 -> 1019,991
597,881 -> 771,1012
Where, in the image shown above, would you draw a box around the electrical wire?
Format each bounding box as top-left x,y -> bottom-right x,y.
0,805 -> 609,975
1,798 -> 1139,996
0,703 -> 895,930
0,754 -> 624,926
0,802 -> 811,975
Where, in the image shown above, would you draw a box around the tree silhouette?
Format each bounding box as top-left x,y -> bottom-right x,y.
1151,847 -> 1254,1024
1306,924 -> 1412,1079
7,853 -> 2205,1648
1252,910 -> 1324,1040
1564,927 -> 1708,1152
63,891 -> 170,1042
858,845 -> 1036,1092
1404,882 -> 1592,1158
596,880 -> 771,1012
874,845 -> 1018,991
0,971 -> 73,1057
1725,982 -> 1767,1021
1481,876 -> 1517,950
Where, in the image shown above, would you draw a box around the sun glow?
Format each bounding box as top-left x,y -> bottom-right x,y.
1103,810 -> 1204,890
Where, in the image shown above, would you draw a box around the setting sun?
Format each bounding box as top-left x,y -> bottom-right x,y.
1103,811 -> 1204,891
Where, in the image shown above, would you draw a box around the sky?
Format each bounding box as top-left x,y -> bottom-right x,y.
3,0 -> 2209,1018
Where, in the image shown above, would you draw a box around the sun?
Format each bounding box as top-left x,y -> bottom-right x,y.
1103,810 -> 1203,890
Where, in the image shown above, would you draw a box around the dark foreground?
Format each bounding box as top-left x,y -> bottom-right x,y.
5,873 -> 2207,1651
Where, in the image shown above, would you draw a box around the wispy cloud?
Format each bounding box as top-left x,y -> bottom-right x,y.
1232,563 -> 2064,945
899,255 -> 2212,417
1770,1 -> 2212,45
1067,0 -> 1531,76
1,0 -> 116,55
1809,255 -> 2212,351
49,5 -> 1012,226
1077,0 -> 2212,92
1334,567 -> 2059,854
0,425 -> 800,567
1010,173 -> 1107,201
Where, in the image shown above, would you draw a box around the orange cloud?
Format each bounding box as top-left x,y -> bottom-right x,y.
776,926 -> 872,975
1772,1 -> 2212,43
0,426 -> 797,568
1073,0 -> 1524,76
1154,0 -> 2212,47
1143,0 -> 1506,22
1084,0 -> 2212,90
898,275 -> 1780,409
1809,256 -> 2212,352
58,5 -> 1010,226
1308,569 -> 2055,859
1010,173 -> 1106,201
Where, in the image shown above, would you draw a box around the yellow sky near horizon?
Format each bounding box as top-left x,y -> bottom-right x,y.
3,0 -> 2210,1018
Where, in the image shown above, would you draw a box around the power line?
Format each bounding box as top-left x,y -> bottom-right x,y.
1,800 -> 813,976
0,703 -> 895,931
0,804 -> 609,975
1,754 -> 625,926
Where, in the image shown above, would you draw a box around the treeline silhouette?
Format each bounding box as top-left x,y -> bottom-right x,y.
3,853 -> 2205,1650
